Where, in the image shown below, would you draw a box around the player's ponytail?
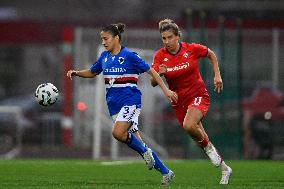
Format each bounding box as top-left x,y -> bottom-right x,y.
115,23 -> 125,34
158,18 -> 181,37
101,23 -> 126,42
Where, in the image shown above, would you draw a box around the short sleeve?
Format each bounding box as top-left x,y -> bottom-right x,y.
191,43 -> 208,58
90,52 -> 104,74
151,51 -> 162,72
128,52 -> 150,73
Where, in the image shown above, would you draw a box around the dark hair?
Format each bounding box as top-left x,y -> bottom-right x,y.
101,23 -> 126,41
158,18 -> 181,37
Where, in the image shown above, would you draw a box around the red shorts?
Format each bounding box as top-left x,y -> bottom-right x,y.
173,95 -> 210,126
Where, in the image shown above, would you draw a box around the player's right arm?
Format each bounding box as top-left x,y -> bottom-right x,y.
67,52 -> 104,80
67,69 -> 97,80
150,65 -> 167,87
150,51 -> 167,87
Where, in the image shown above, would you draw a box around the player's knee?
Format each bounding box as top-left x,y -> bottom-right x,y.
112,129 -> 122,141
112,129 -> 126,142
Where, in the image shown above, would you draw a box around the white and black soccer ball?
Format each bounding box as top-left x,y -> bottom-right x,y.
35,83 -> 59,106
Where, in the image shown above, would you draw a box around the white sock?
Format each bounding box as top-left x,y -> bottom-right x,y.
204,142 -> 212,152
220,161 -> 228,171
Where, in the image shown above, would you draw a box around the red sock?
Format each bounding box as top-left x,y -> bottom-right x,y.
196,134 -> 209,148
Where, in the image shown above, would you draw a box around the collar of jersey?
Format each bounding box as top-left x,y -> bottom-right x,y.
109,46 -> 125,56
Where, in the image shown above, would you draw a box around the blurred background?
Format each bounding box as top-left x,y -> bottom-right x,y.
0,0 -> 283,161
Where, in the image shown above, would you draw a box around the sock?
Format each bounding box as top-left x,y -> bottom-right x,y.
152,150 -> 170,175
204,141 -> 212,152
196,134 -> 209,148
204,142 -> 223,167
125,132 -> 147,155
220,161 -> 228,171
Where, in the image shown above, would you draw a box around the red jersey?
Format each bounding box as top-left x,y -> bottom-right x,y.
152,42 -> 209,106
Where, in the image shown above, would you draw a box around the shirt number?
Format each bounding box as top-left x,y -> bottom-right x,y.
192,97 -> 202,106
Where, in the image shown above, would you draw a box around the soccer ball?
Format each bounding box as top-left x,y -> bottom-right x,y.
35,83 -> 59,106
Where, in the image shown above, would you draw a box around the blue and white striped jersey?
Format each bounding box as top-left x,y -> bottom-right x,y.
90,47 -> 150,116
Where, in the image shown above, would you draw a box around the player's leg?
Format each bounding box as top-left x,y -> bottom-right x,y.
112,121 -> 154,169
183,107 -> 223,166
183,108 -> 210,148
197,122 -> 232,184
112,105 -> 155,169
133,131 -> 169,174
133,130 -> 175,186
131,118 -> 175,180
196,121 -> 221,166
182,96 -> 232,184
131,118 -> 170,174
183,96 -> 220,163
112,121 -> 147,154
130,117 -> 174,186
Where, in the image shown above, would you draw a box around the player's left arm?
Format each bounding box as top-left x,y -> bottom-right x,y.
207,48 -> 223,93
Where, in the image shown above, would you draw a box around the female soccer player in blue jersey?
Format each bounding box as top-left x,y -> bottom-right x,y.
67,23 -> 177,186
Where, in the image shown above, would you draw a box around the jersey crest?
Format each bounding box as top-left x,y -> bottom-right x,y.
118,57 -> 125,64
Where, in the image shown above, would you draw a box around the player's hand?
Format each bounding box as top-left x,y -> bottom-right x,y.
166,89 -> 178,103
214,74 -> 223,93
159,64 -> 167,76
66,70 -> 77,80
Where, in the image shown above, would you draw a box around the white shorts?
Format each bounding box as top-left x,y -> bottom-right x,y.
111,105 -> 141,133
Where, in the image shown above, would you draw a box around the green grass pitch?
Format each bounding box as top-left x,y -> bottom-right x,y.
0,159 -> 283,189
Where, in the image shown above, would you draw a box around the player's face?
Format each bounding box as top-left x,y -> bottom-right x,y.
161,31 -> 179,53
100,31 -> 118,52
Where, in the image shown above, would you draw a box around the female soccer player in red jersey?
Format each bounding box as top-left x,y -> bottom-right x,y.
151,19 -> 232,185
